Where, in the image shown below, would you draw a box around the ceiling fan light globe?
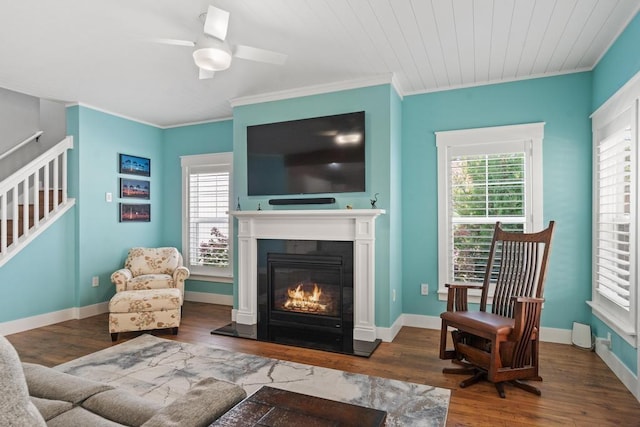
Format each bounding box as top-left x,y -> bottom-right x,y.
193,47 -> 232,71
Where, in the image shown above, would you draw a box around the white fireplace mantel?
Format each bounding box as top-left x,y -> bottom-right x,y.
232,209 -> 385,342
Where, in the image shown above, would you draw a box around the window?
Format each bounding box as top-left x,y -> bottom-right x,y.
590,102 -> 638,346
181,152 -> 233,281
436,123 -> 544,301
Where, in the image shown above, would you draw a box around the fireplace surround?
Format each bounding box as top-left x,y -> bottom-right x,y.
218,209 -> 385,356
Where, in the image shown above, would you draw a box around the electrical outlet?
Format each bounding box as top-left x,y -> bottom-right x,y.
420,283 -> 429,295
392,289 -> 396,302
92,276 -> 99,287
105,192 -> 112,202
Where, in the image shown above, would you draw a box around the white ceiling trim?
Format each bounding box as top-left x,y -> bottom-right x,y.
403,67 -> 593,97
230,73 -> 401,109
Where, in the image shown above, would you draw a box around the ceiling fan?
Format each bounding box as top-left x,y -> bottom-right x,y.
155,5 -> 287,79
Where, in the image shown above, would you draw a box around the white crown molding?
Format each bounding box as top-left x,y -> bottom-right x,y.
162,116 -> 233,129
230,74 -> 403,108
404,67 -> 592,97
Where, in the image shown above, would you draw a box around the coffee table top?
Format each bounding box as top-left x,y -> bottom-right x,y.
211,385 -> 387,427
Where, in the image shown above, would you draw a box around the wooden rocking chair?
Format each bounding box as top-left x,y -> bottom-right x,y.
439,221 -> 555,398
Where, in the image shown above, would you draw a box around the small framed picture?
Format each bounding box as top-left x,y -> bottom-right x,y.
119,154 -> 150,177
120,178 -> 150,199
119,203 -> 151,222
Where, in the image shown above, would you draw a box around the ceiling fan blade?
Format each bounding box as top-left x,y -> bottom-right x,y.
234,45 -> 287,65
203,5 -> 230,41
199,68 -> 215,80
150,38 -> 195,47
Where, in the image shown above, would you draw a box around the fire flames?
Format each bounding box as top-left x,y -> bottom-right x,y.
283,283 -> 328,313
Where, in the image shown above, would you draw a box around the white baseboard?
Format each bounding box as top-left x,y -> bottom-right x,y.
0,308 -> 78,336
595,338 -> 639,400
1,293 -> 232,336
77,302 -> 109,319
381,313 -> 572,345
184,291 -> 233,306
376,315 -> 404,342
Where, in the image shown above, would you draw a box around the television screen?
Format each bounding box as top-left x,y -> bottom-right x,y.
247,111 -> 365,196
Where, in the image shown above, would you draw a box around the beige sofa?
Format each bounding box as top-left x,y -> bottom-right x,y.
0,335 -> 246,427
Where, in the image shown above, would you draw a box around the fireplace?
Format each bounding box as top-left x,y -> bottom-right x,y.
216,209 -> 384,356
255,240 -> 356,352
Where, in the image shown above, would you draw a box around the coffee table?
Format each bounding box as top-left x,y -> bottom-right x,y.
210,386 -> 387,427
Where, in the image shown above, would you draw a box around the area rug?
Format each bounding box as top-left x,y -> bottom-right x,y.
55,334 -> 449,426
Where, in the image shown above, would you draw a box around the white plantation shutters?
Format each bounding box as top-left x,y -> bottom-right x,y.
182,153 -> 233,279
591,106 -> 637,340
436,123 -> 543,301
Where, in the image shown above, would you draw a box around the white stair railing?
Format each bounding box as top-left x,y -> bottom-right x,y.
0,136 -> 74,267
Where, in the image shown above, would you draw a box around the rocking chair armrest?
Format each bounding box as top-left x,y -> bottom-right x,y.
444,283 -> 483,311
510,296 -> 545,342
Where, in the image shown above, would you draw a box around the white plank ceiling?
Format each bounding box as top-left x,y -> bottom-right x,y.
0,0 -> 638,127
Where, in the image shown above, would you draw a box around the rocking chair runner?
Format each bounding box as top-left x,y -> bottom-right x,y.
439,221 -> 555,398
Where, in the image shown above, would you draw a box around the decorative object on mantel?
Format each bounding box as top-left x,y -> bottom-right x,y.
236,197 -> 241,211
370,193 -> 379,209
257,203 -> 262,211
56,334 -> 450,426
346,204 -> 353,209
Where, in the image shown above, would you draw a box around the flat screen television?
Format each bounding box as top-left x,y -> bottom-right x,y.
247,111 -> 365,196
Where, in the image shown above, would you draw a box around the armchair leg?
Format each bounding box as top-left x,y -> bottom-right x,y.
510,379 -> 542,396
495,382 -> 506,398
110,333 -> 118,342
172,327 -> 179,335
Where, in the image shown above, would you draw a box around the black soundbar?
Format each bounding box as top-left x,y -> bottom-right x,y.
268,197 -> 336,205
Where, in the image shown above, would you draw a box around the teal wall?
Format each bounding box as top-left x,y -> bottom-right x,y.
67,106 -> 164,307
401,73 -> 594,330
232,85 -> 402,327
591,13 -> 640,375
0,210 -> 76,322
161,120 -> 234,297
592,13 -> 640,111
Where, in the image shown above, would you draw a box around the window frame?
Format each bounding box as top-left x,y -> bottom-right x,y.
590,94 -> 639,348
436,123 -> 544,303
181,152 -> 233,283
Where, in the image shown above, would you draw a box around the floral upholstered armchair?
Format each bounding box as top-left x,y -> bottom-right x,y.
109,247 -> 190,341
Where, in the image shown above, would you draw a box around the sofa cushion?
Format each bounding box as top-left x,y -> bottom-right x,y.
127,274 -> 174,291
0,336 -> 47,427
22,362 -> 113,404
142,377 -> 247,427
109,288 -> 182,313
30,396 -> 73,421
125,247 -> 181,276
47,406 -> 127,427
82,389 -> 162,427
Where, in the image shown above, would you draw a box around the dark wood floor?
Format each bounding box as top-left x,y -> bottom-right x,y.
7,301 -> 640,426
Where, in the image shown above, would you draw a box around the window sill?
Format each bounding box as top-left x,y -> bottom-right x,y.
438,288 -> 488,305
587,300 -> 637,348
188,274 -> 233,284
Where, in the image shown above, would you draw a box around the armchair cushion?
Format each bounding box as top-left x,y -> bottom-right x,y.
109,288 -> 182,313
128,274 -> 174,291
441,311 -> 515,337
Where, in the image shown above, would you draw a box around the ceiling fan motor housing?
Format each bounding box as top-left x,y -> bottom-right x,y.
193,35 -> 232,71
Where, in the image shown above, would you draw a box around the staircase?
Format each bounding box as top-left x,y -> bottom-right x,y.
0,136 -> 75,268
